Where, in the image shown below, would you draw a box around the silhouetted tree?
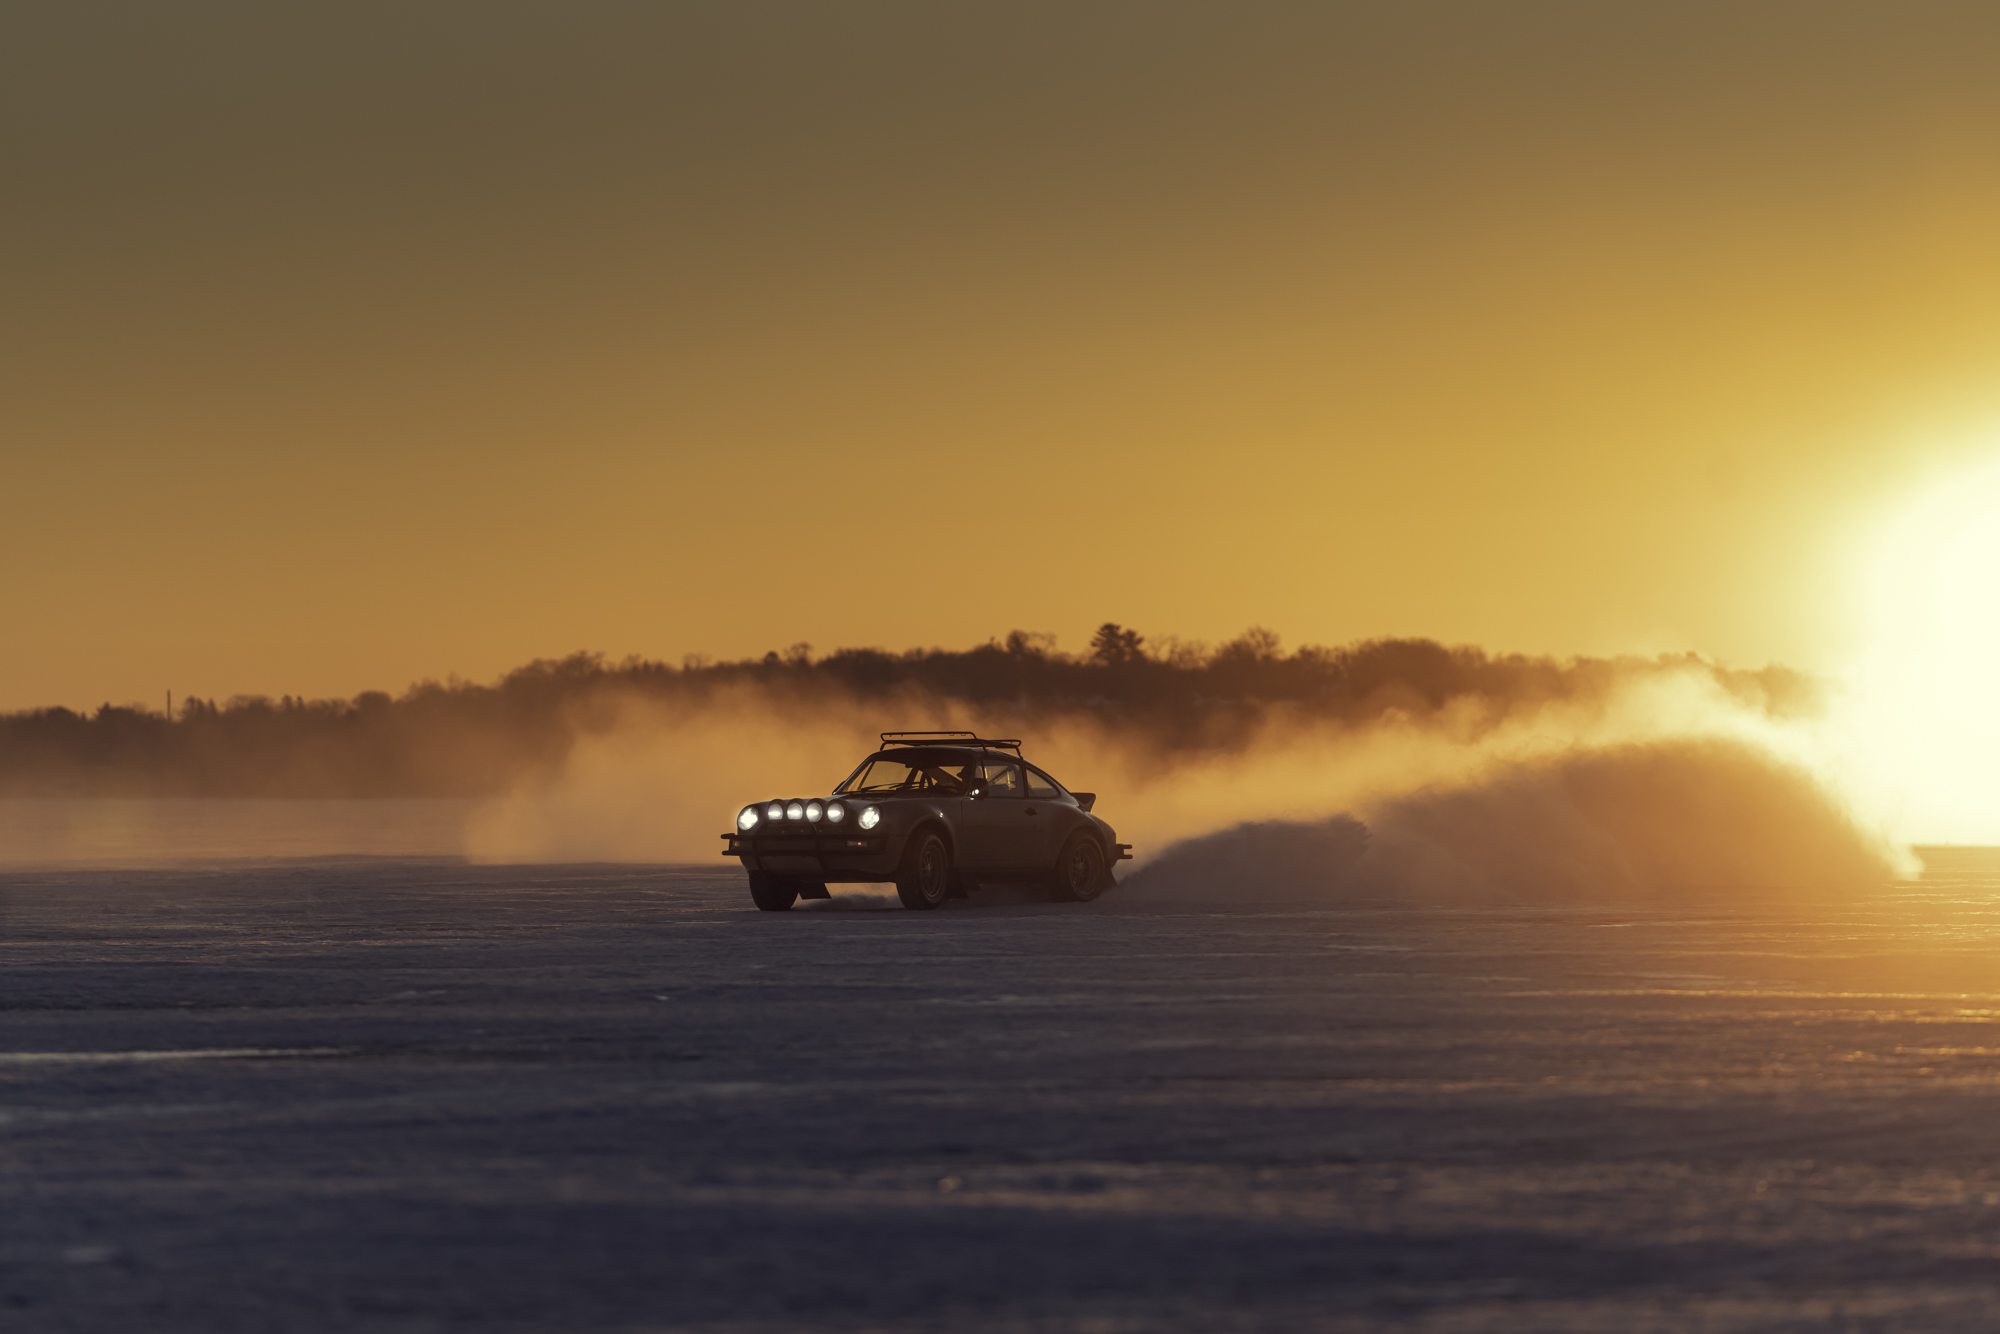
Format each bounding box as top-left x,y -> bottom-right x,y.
1090,623 -> 1146,666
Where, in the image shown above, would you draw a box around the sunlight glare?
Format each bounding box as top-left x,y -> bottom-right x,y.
1846,452 -> 2000,842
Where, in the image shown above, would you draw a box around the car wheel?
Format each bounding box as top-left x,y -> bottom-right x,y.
748,872 -> 799,912
1050,833 -> 1108,902
895,831 -> 954,911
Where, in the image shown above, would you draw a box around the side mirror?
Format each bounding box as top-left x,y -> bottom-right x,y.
965,782 -> 984,799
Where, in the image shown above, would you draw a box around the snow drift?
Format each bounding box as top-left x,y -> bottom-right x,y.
1124,737 -> 1899,905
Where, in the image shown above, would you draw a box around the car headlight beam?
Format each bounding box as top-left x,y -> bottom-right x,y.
859,805 -> 881,830
786,801 -> 805,820
738,806 -> 759,830
825,802 -> 846,823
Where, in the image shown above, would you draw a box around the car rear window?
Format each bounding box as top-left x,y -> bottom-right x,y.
1025,768 -> 1064,800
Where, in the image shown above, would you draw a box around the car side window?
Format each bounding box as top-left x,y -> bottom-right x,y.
1025,768 -> 1063,800
976,762 -> 1023,797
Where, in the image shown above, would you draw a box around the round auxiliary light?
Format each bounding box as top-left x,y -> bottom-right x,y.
859,805 -> 881,830
786,800 -> 806,820
825,801 -> 846,823
738,806 -> 759,830
766,802 -> 784,821
805,800 -> 824,822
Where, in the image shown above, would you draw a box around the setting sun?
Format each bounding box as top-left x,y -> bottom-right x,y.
1843,451 -> 2000,841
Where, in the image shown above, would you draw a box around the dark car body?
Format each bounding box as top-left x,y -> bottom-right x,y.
722,732 -> 1131,911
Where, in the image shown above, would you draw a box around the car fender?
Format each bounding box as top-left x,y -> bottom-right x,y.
900,815 -> 954,860
1041,805 -> 1097,860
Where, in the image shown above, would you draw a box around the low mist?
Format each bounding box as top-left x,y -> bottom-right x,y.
461,631 -> 1906,903
3,627 -> 1906,899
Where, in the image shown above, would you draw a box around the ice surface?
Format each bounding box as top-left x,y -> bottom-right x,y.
4,856 -> 2000,1330
0,798 -> 476,866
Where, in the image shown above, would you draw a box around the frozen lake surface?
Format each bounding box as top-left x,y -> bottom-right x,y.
0,799 -> 477,865
6,855 -> 2000,1331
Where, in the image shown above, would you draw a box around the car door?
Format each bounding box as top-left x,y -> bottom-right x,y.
957,760 -> 1032,868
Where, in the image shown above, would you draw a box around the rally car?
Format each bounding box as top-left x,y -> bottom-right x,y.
722,732 -> 1132,911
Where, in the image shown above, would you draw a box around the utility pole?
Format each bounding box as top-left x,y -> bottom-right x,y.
167,689 -> 173,721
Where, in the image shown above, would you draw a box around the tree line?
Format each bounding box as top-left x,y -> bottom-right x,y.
0,625 -> 1819,797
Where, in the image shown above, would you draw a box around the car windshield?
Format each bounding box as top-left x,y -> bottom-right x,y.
839,756 -> 974,794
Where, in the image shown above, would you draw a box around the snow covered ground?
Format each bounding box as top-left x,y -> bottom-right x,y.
5,856 -> 2000,1331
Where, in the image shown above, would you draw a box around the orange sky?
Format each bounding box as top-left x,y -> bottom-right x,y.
8,2 -> 2000,712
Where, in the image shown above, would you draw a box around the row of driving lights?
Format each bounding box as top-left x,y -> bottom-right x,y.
737,801 -> 881,830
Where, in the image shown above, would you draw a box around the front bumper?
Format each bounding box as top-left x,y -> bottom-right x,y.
723,830 -> 904,881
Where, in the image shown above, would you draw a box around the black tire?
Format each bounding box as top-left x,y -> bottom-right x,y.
1050,833 -> 1109,902
895,830 -> 954,911
748,872 -> 799,912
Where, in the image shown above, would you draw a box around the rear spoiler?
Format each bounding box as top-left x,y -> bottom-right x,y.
1072,792 -> 1096,813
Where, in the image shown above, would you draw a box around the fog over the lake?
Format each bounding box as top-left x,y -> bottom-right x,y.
459,636 -> 1899,903
0,628 -> 1903,902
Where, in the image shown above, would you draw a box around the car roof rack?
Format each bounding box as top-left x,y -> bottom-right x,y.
880,731 -> 1024,758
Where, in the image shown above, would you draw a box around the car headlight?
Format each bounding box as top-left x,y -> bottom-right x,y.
825,801 -> 846,823
859,805 -> 881,830
805,800 -> 824,822
766,802 -> 784,821
786,800 -> 805,820
738,806 -> 759,830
